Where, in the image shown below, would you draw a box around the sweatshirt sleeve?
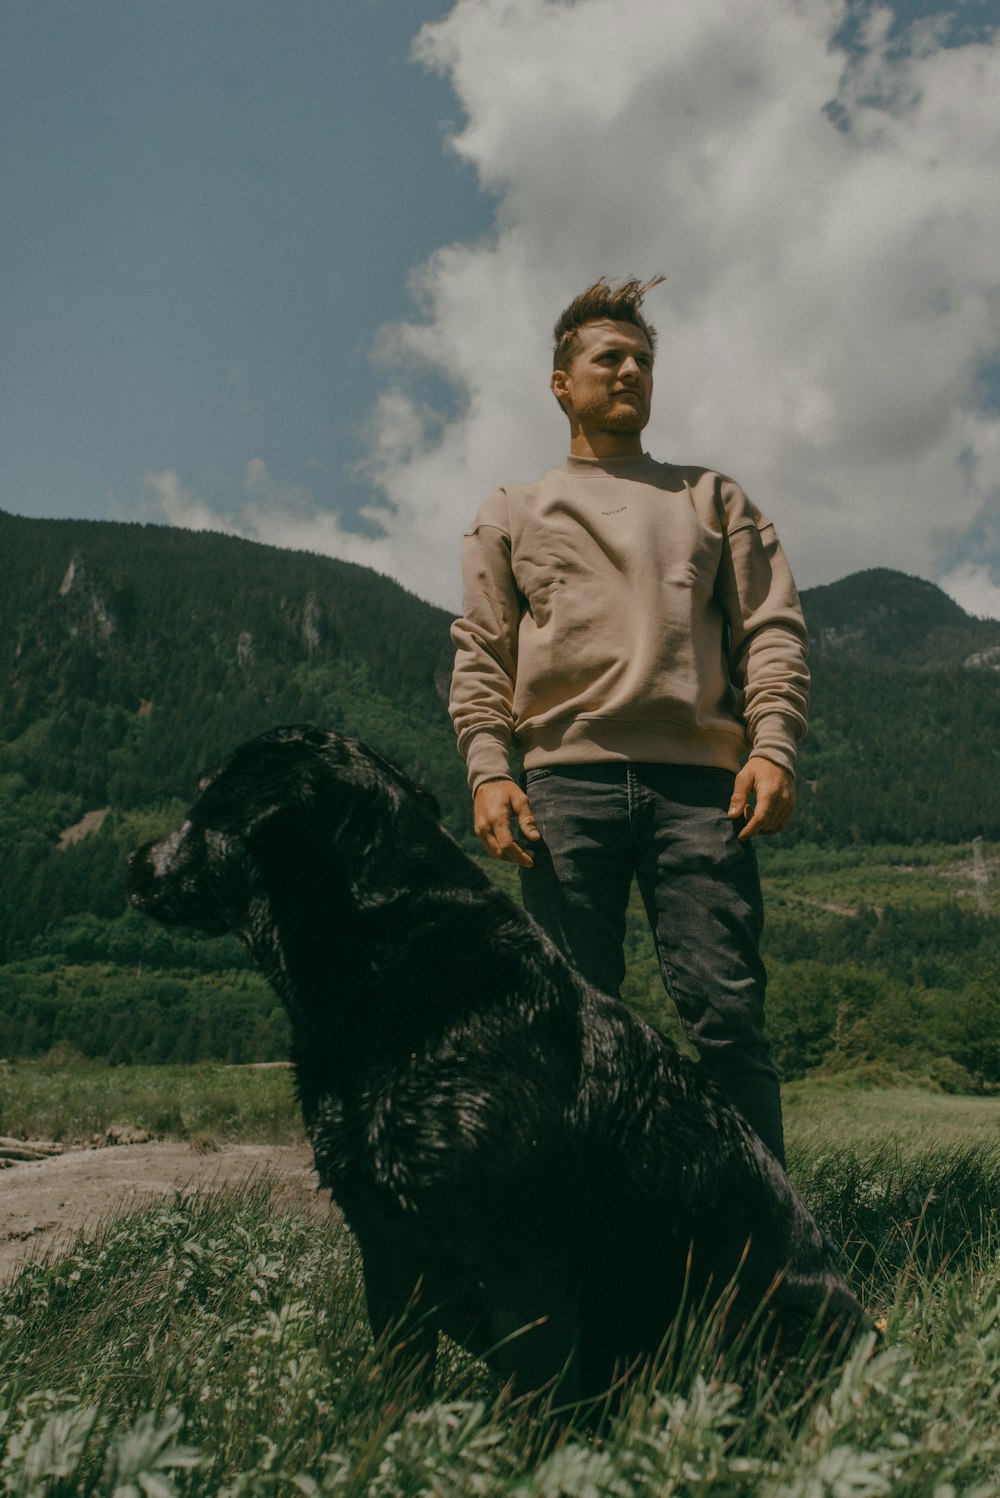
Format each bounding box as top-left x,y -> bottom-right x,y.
448,491 -> 524,792
715,481 -> 810,775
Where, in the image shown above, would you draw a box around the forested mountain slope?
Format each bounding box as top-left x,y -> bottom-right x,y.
2,509 -> 456,809
797,567 -> 1000,844
0,514 -> 997,943
1,509 -> 457,963
802,567 -> 969,655
2,513 -> 998,1079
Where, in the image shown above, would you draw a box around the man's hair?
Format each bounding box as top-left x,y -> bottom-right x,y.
552,275 -> 665,372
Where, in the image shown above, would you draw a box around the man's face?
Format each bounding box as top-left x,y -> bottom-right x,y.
551,319 -> 654,434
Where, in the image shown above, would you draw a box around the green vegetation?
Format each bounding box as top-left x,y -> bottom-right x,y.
2,527 -> 997,1488
2,841 -> 998,1093
616,839 -> 1000,1092
0,1061 -> 302,1146
0,956 -> 287,1068
0,510 -> 462,967
784,1075 -> 1000,1155
761,841 -> 1000,1089
4,1058 -> 997,1155
2,515 -> 998,1092
794,567 -> 1000,846
1,1119 -> 998,1494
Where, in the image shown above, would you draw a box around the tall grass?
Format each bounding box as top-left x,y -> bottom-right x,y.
2,1139 -> 999,1495
5,1059 -> 998,1151
0,1062 -> 303,1146
783,1075 -> 1000,1155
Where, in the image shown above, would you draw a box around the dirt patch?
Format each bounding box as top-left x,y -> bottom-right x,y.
1,1140 -> 326,1283
58,807 -> 110,849
780,892 -> 860,917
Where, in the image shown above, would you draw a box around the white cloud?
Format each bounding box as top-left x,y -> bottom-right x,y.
154,0 -> 1000,613
142,461 -> 405,579
938,563 -> 1000,620
142,470 -> 242,537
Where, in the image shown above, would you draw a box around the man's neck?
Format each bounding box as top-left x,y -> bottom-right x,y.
567,429 -> 646,459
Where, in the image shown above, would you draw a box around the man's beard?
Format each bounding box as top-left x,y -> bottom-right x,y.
575,394 -> 649,432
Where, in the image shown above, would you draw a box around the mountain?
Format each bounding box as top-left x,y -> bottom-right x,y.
792,569 -> 1000,844
801,568 -> 968,655
1,508 -> 457,812
0,509 -> 461,971
2,510 -> 999,966
800,567 -> 995,663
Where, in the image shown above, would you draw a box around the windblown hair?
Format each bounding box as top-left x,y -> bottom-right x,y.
552,275 -> 665,372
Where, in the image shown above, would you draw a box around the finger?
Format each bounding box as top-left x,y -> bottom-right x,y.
500,840 -> 534,868
737,807 -> 766,841
738,792 -> 791,840
514,798 -> 541,843
475,804 -> 509,857
481,809 -> 535,867
475,824 -> 502,859
493,820 -> 533,866
737,783 -> 773,839
728,770 -> 753,821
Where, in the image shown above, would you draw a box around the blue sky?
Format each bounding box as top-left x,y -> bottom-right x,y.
4,0 -> 999,615
3,1 -> 488,531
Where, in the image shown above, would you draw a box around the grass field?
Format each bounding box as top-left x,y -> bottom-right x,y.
4,1057 -> 999,1154
784,1074 -> 1000,1154
0,1060 -> 304,1146
759,839 -> 1000,917
1,1067 -> 999,1494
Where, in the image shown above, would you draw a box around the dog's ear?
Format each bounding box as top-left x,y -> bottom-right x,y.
301,728 -> 442,822
191,727 -> 333,843
192,725 -> 442,851
351,742 -> 442,821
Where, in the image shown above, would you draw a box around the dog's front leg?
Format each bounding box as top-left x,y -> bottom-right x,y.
483,1265 -> 583,1412
352,1220 -> 439,1398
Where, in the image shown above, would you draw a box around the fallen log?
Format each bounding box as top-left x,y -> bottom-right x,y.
0,1136 -> 65,1162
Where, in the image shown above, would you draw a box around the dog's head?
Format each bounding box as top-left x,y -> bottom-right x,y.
126,724 -> 441,936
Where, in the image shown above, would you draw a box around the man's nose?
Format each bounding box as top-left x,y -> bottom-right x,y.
619,355 -> 641,379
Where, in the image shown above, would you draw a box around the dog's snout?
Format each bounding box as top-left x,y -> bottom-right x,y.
149,822 -> 194,876
126,822 -> 195,908
127,818 -> 244,935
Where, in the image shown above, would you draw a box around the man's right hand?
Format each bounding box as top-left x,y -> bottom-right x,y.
473,779 -> 541,867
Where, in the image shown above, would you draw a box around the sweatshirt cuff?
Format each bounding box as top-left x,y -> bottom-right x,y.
747,714 -> 801,776
463,727 -> 514,793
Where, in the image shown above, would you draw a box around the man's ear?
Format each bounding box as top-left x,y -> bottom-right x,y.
551,367 -> 570,413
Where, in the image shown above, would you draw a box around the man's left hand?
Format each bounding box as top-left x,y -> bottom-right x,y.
728,758 -> 796,841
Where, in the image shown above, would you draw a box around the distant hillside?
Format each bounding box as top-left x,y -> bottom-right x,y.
801,568 -> 967,654
794,568 -> 1000,844
800,568 -> 993,662
2,513 -> 1000,964
1,509 -> 455,796
0,509 -> 459,962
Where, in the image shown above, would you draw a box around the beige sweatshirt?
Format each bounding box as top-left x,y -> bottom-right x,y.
449,453 -> 809,793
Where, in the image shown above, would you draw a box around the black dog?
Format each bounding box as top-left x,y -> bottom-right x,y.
127,725 -> 863,1406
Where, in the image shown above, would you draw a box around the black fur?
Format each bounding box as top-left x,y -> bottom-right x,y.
127,725 -> 864,1406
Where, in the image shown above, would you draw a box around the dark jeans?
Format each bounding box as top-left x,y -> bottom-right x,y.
519,762 -> 785,1163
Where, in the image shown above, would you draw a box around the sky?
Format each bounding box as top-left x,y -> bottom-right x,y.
4,0 -> 999,617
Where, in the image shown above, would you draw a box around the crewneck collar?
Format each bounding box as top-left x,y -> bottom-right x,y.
562,452 -> 657,475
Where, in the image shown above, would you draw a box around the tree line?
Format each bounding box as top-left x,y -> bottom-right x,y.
1,513 -> 998,1086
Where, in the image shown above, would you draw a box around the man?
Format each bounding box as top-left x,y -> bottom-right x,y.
448,277 -> 808,1163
